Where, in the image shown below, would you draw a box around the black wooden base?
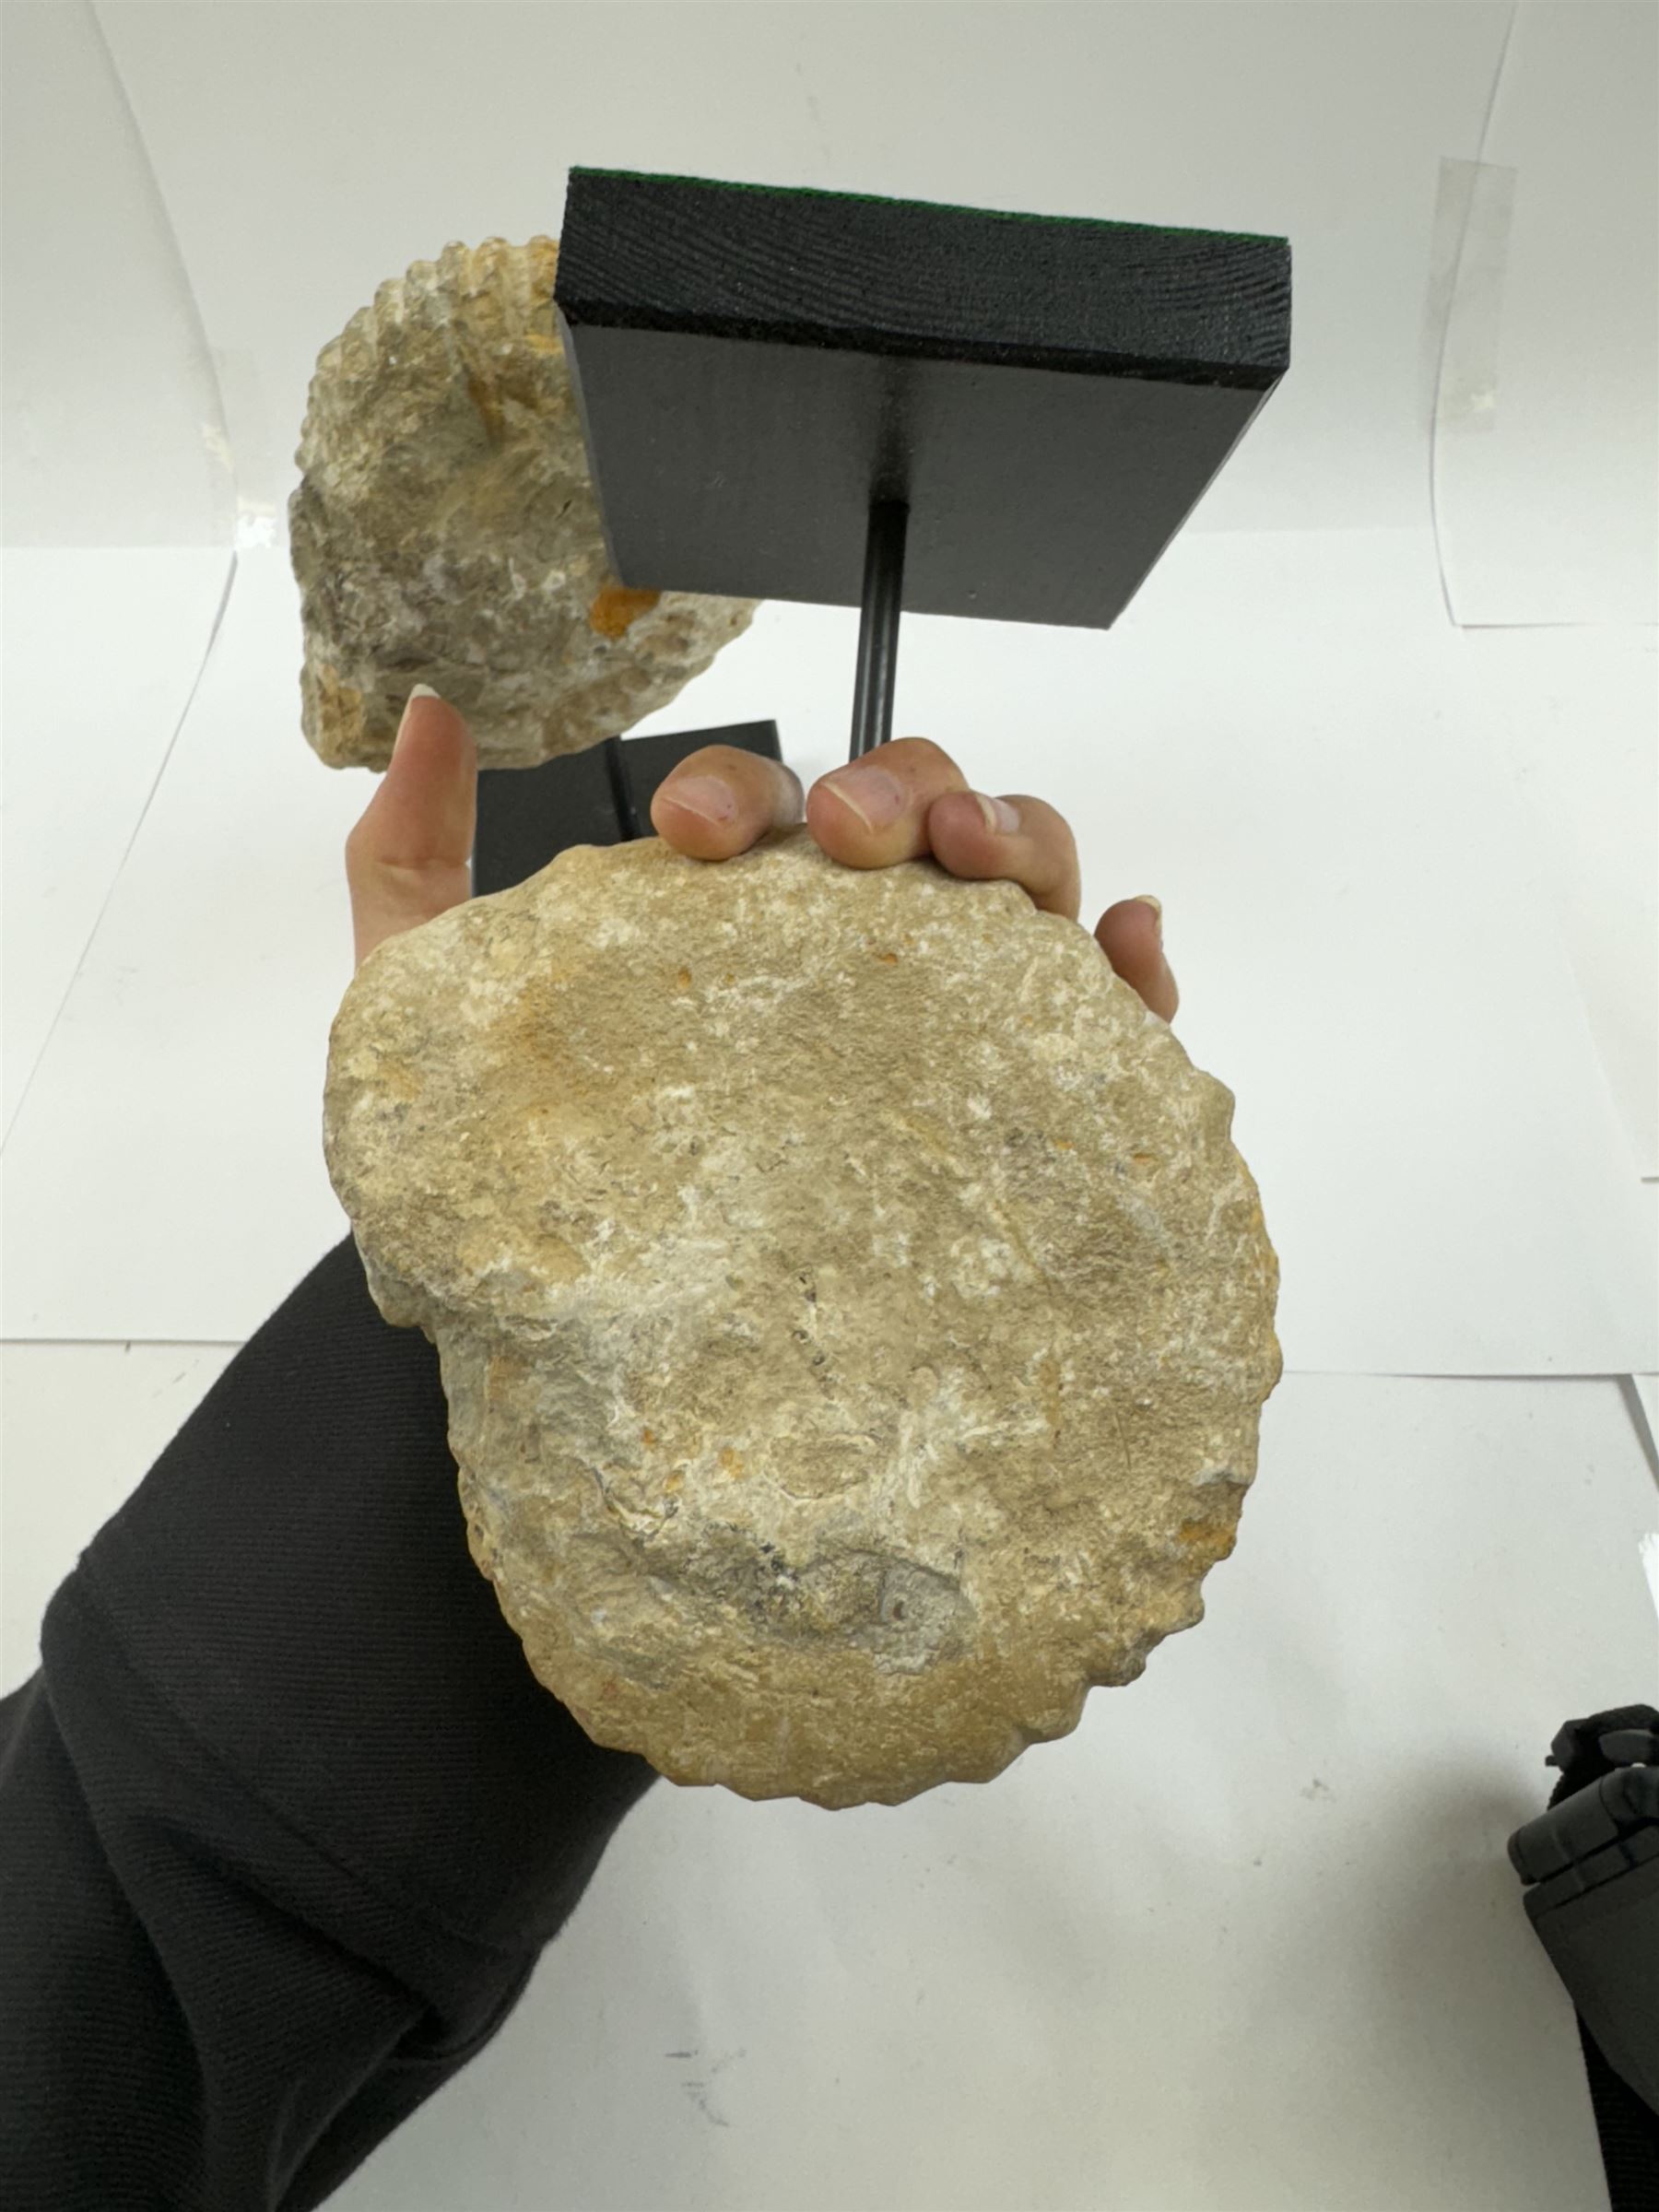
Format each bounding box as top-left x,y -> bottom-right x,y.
471,720 -> 782,897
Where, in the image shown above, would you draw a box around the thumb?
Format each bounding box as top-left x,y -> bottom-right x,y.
344,687 -> 477,970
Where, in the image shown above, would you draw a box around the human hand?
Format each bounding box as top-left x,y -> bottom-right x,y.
650,734 -> 1178,1023
346,688 -> 1177,1022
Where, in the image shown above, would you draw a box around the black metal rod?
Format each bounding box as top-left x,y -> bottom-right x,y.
849,497 -> 909,760
602,731 -> 643,841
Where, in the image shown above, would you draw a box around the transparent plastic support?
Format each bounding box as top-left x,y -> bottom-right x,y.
1,0 -> 236,547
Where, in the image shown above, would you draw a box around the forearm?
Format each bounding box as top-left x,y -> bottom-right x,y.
1,1231 -> 655,2209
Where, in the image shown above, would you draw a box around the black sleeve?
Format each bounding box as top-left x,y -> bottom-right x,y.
0,1232 -> 658,2212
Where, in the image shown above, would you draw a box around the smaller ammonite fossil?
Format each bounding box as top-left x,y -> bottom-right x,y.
289,235 -> 758,771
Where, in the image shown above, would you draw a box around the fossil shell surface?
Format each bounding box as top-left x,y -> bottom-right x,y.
289,237 -> 758,770
323,828 -> 1283,1808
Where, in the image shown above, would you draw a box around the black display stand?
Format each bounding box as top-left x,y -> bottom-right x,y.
553,167 -> 1290,762
477,168 -> 1290,894
472,721 -> 781,897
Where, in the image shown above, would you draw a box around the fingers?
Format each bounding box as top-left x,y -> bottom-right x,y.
656,735 -> 1083,924
919,789 -> 1083,924
650,731 -> 1176,1024
345,688 -> 477,970
806,735 -> 969,865
1096,897 -> 1179,1023
810,737 -> 1083,924
650,745 -> 806,857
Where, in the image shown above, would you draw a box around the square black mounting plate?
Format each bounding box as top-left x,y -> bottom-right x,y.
552,167 -> 1290,632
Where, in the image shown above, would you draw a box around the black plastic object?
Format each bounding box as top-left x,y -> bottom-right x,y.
551,167 -> 1291,627
1510,1703 -> 1659,2197
550,167 -> 1291,762
471,720 -> 782,896
850,499 -> 908,759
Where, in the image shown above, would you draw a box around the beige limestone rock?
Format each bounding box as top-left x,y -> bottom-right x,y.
323,827 -> 1282,1808
288,236 -> 758,771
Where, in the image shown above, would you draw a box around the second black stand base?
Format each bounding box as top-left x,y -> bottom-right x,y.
472,720 -> 783,896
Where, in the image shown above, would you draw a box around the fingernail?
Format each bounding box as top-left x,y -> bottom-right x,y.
1135,894 -> 1163,940
975,793 -> 1021,835
394,684 -> 443,758
820,766 -> 905,830
664,774 -> 737,826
